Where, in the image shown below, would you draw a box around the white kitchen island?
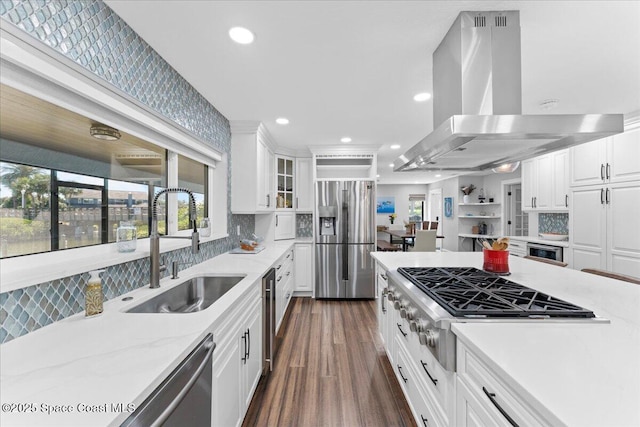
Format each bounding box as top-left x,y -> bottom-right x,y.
371,252 -> 640,427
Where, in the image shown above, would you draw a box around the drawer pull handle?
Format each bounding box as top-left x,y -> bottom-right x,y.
482,386 -> 519,427
420,360 -> 438,386
397,365 -> 408,383
421,415 -> 429,426
601,163 -> 605,180
397,323 -> 408,337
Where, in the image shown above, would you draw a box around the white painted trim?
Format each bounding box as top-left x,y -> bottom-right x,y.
0,28 -> 222,166
624,110 -> 640,130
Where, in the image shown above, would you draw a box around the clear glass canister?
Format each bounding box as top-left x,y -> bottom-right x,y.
116,221 -> 137,252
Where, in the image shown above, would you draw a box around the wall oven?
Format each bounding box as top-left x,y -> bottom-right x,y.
527,242 -> 563,262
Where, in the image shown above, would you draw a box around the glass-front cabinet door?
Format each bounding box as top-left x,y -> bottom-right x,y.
276,155 -> 294,210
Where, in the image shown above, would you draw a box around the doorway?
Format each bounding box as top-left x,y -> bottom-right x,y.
504,183 -> 528,236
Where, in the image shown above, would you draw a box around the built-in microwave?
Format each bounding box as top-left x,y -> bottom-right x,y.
527,242 -> 563,262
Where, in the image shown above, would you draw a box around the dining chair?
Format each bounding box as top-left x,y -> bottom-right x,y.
409,230 -> 437,252
581,268 -> 640,285
422,221 -> 438,231
523,255 -> 568,267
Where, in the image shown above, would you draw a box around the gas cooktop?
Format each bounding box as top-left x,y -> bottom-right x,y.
397,267 -> 595,319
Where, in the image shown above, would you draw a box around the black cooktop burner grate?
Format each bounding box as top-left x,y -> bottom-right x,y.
397,267 -> 595,318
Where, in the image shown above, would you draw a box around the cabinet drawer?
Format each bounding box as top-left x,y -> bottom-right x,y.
409,336 -> 453,424
396,338 -> 445,427
457,342 -> 556,427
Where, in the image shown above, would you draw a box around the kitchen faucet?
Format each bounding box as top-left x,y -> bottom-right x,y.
150,187 -> 200,288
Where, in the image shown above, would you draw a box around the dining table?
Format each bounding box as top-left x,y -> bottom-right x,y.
383,229 -> 445,252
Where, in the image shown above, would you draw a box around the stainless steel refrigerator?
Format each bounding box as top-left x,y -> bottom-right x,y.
315,180 -> 375,298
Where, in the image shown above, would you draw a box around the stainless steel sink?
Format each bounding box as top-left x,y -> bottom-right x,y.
127,275 -> 245,314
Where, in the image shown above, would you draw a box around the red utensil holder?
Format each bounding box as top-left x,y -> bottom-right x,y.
483,248 -> 510,274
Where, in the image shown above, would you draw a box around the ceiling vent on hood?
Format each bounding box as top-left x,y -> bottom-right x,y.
395,11 -> 623,172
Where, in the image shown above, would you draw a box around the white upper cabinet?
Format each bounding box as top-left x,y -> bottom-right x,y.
295,158 -> 314,212
551,149 -> 570,210
521,153 -> 561,211
231,122 -> 275,214
276,155 -> 295,210
571,128 -> 640,187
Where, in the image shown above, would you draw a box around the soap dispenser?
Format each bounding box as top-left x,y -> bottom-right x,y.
86,270 -> 106,317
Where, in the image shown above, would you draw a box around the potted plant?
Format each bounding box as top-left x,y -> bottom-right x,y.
389,213 -> 397,224
461,184 -> 476,204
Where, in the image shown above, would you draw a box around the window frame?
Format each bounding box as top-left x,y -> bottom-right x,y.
0,29 -> 226,293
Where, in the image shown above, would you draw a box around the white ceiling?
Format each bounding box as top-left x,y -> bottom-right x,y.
105,0 -> 640,184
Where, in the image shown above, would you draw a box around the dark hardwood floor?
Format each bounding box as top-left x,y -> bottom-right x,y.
242,297 -> 416,427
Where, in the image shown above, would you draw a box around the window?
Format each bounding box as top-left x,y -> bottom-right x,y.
0,85 -> 212,259
177,154 -> 207,231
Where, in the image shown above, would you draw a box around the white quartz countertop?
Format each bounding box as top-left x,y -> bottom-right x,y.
0,241 -> 296,427
371,252 -> 640,426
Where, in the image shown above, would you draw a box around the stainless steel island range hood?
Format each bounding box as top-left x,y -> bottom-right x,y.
394,11 -> 624,172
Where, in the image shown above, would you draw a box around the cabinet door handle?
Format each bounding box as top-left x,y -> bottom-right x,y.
601,163 -> 605,180
421,415 -> 429,426
246,328 -> 251,360
277,276 -> 282,282
267,194 -> 271,207
565,194 -> 569,208
420,360 -> 438,386
276,215 -> 278,227
277,264 -> 282,270
606,163 -> 611,180
606,187 -> 610,204
397,323 -> 408,337
381,293 -> 387,313
482,387 -> 519,427
600,188 -> 605,205
241,332 -> 247,364
397,365 -> 408,383
296,197 -> 299,209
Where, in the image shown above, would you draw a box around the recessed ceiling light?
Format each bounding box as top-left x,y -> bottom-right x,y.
229,27 -> 255,44
435,174 -> 442,178
341,137 -> 352,143
413,92 -> 432,102
276,117 -> 289,125
376,174 -> 380,178
389,163 -> 394,168
390,144 -> 401,150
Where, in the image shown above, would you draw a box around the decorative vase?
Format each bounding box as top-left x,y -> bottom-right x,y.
463,195 -> 470,204
390,219 -> 394,224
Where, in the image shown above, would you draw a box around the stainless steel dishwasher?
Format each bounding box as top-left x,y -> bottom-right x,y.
262,268 -> 276,373
121,333 -> 214,427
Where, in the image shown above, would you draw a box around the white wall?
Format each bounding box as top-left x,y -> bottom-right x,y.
427,169 -> 521,251
376,184 -> 429,229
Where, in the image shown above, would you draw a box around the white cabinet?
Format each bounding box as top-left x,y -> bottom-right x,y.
294,242 -> 313,293
276,155 -> 295,210
241,299 -> 263,409
571,129 -> 640,187
521,153 -> 559,211
212,285 -> 262,427
571,181 -> 640,276
275,248 -> 294,332
274,212 -> 295,240
231,122 -> 275,213
456,340 -> 560,426
569,128 -> 640,276
551,149 -> 570,210
295,158 -> 314,212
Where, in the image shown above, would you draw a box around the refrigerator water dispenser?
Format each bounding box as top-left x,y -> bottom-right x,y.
318,206 -> 337,236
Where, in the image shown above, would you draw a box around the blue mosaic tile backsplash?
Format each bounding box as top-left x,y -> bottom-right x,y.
539,213 -> 569,234
0,1 -> 255,343
296,214 -> 313,238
